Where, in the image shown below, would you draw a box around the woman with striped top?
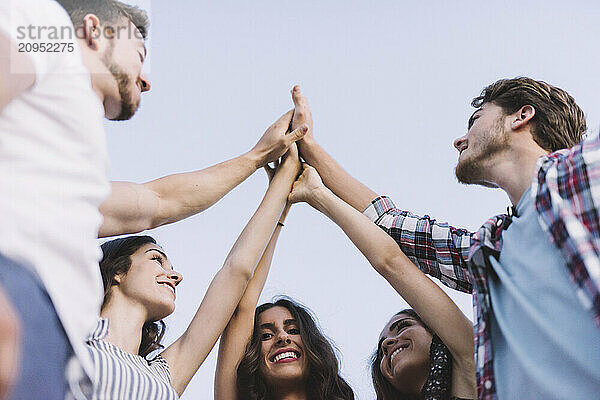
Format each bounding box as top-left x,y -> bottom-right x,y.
87,137 -> 303,399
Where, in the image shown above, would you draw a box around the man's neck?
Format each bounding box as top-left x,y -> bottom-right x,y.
77,39 -> 108,105
486,142 -> 547,205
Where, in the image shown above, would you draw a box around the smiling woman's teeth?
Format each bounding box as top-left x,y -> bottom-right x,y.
160,283 -> 175,295
274,351 -> 298,362
390,347 -> 405,363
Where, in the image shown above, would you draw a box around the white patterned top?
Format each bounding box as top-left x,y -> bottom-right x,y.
87,319 -> 179,400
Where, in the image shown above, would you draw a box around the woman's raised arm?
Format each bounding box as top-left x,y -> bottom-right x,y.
214,199 -> 291,400
159,138 -> 302,396
289,165 -> 475,398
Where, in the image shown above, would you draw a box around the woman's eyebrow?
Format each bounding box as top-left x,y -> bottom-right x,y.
144,248 -> 175,270
389,317 -> 411,332
145,248 -> 168,259
259,322 -> 276,331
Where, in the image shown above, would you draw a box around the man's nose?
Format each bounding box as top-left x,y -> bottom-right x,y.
453,134 -> 467,152
140,73 -> 151,92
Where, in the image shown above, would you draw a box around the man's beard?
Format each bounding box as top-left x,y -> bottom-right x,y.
102,46 -> 140,121
455,116 -> 508,188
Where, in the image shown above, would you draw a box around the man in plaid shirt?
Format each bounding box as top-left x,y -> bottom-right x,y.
288,80 -> 600,399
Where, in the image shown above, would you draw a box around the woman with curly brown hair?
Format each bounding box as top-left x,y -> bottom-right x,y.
214,176 -> 354,400
86,139 -> 303,399
232,297 -> 354,400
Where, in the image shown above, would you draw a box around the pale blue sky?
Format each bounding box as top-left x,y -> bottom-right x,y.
104,1 -> 600,398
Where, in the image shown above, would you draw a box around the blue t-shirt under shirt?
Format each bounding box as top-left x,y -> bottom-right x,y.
488,186 -> 600,399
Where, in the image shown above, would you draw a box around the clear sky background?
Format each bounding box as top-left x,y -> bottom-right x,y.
103,1 -> 600,398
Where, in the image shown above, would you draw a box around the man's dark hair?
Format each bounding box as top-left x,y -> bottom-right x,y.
56,0 -> 149,39
472,77 -> 586,152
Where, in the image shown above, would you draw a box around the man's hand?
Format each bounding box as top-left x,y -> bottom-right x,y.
249,110 -> 308,169
0,285 -> 20,400
289,164 -> 327,206
264,132 -> 304,184
291,85 -> 315,149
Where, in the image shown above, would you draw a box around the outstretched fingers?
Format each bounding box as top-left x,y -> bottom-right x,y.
272,109 -> 294,132
291,85 -> 313,135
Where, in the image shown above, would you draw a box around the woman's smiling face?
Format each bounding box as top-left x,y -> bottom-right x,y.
257,306 -> 309,386
378,312 -> 433,394
115,243 -> 183,321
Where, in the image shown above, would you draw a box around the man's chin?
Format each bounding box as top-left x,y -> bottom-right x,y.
455,162 -> 498,188
109,101 -> 140,121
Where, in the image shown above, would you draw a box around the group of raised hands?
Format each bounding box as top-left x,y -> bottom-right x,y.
266,86 -> 332,208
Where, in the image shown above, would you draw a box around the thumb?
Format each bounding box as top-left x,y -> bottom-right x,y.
288,182 -> 302,204
288,190 -> 301,204
287,124 -> 308,143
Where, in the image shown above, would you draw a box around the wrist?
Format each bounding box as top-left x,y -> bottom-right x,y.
297,138 -> 318,162
245,149 -> 265,170
279,202 -> 292,223
308,185 -> 332,211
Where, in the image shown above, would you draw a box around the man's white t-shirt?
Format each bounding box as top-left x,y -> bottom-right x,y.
0,0 -> 109,380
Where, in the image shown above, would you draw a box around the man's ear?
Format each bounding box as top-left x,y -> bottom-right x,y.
511,105 -> 535,131
82,14 -> 102,50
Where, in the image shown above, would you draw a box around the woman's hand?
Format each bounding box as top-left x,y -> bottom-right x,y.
265,139 -> 302,184
288,164 -> 327,207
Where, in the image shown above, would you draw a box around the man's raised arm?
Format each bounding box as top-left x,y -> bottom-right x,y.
290,86 -> 378,212
99,110 -> 307,237
290,86 -> 473,292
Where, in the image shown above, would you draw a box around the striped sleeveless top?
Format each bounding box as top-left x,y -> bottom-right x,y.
86,319 -> 179,400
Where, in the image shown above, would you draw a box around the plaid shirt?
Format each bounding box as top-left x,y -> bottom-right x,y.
363,134 -> 600,400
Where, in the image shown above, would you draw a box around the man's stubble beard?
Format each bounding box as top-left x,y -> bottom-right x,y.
455,115 -> 509,188
101,42 -> 140,121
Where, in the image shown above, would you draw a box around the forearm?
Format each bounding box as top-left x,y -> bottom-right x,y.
222,168 -> 295,278
299,140 -> 378,212
164,169 -> 295,394
98,152 -> 259,237
236,203 -> 288,312
310,187 -> 473,360
363,196 -> 474,292
215,211 -> 287,400
310,186 -> 401,270
145,152 -> 259,225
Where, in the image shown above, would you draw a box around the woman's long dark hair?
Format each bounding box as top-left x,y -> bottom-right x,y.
99,235 -> 166,359
236,297 -> 355,400
370,309 -> 434,400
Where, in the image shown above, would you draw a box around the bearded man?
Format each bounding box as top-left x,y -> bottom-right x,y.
289,79 -> 600,399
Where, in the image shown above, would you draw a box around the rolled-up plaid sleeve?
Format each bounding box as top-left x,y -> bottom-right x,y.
363,196 -> 473,293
